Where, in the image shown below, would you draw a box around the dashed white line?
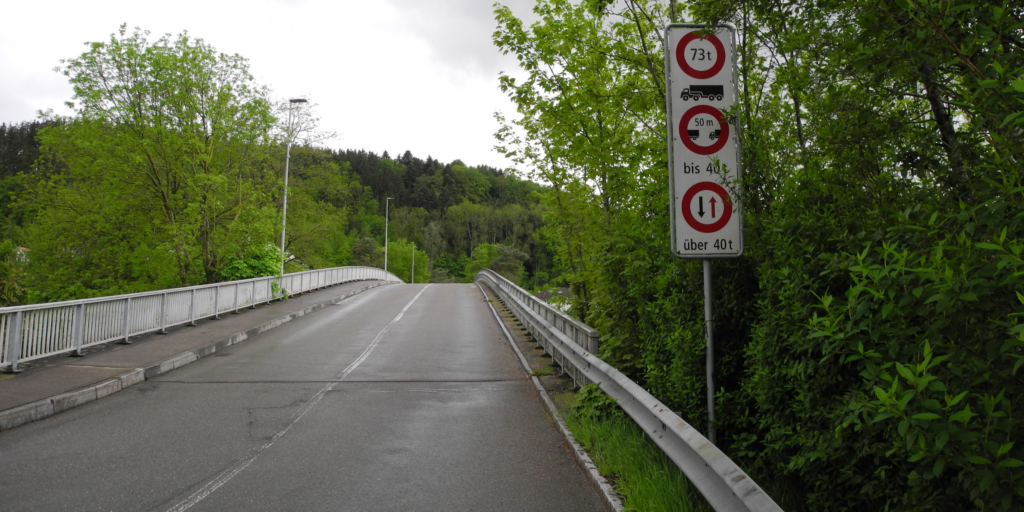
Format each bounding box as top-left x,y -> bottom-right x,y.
164,284 -> 432,512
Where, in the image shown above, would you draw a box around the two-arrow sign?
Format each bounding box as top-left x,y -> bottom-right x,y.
697,196 -> 718,219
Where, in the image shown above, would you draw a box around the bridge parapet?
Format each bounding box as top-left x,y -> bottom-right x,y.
0,267 -> 401,372
474,269 -> 783,512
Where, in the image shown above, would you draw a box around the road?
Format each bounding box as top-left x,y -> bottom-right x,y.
0,283 -> 606,511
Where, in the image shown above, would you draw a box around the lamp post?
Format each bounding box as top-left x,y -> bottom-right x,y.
384,197 -> 393,273
280,98 -> 308,276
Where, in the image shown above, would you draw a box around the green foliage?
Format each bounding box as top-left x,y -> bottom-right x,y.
570,383 -> 625,422
0,240 -> 27,306
464,243 -> 498,279
351,237 -> 383,268
464,242 -> 528,283
219,244 -> 282,281
495,0 -> 1024,509
433,252 -> 470,281
566,385 -> 702,512
23,25 -> 278,299
383,238 -> 429,284
280,147 -> 358,269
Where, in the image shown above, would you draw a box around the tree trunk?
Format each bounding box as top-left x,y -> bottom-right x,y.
918,60 -> 967,194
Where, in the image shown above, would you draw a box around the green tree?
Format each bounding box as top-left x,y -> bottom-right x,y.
463,242 -> 528,283
25,26 -> 279,300
0,241 -> 28,306
494,0 -> 1024,510
351,237 -> 383,267
384,238 -> 428,283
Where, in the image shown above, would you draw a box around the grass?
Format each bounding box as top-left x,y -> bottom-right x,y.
529,367 -> 553,377
563,386 -> 712,512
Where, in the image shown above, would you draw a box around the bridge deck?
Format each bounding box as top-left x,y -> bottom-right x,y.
0,283 -> 606,511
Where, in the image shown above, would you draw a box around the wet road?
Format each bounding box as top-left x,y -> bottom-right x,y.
0,283 -> 605,511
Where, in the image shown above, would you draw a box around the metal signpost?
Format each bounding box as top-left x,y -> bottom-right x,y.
665,24 -> 742,444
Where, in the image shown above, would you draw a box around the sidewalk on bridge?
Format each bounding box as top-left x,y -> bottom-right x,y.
0,279 -> 394,431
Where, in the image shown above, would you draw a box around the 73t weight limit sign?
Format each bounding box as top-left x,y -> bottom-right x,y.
665,24 -> 742,258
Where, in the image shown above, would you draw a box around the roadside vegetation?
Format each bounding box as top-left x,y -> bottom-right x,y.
0,26 -> 557,305
0,0 -> 1021,509
494,0 -> 1024,510
564,384 -> 705,512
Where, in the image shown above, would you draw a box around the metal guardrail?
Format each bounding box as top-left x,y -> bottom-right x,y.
474,269 -> 599,386
474,269 -> 783,512
1,266 -> 401,372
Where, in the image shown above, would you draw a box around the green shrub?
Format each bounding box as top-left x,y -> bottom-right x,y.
566,385 -> 702,512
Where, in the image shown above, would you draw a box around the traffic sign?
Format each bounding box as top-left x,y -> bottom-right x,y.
681,181 -> 732,234
665,24 -> 742,258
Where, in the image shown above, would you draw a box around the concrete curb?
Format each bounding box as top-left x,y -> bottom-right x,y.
476,283 -> 624,512
0,281 -> 391,432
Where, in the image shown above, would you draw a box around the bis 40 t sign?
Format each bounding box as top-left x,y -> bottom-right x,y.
665,24 -> 742,258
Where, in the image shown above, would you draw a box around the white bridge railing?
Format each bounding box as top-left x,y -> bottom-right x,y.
475,269 -> 783,512
0,266 -> 401,372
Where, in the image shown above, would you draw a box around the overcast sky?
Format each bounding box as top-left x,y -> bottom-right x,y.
0,0 -> 540,169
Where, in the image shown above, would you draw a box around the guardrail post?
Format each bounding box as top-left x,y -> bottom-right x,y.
71,304 -> 85,356
213,285 -> 221,319
188,289 -> 197,326
588,331 -> 599,355
233,283 -> 239,314
159,293 -> 168,334
4,311 -> 23,372
267,279 -> 274,305
121,297 -> 132,344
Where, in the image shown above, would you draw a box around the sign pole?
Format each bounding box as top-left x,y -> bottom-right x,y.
703,259 -> 715,444
666,23 -> 740,445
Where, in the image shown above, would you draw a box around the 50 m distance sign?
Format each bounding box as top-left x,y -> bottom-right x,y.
665,24 -> 743,258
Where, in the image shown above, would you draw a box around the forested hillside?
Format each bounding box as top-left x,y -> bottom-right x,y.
0,120 -> 551,303
494,0 -> 1024,510
0,27 -> 553,305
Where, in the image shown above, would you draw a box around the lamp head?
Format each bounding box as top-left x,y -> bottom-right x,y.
289,98 -> 308,104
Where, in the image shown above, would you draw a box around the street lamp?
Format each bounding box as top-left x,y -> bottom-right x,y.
384,197 -> 393,273
280,98 -> 308,276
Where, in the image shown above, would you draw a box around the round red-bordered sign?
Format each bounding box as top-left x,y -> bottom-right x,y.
679,105 -> 729,155
675,32 -> 726,79
681,182 -> 732,233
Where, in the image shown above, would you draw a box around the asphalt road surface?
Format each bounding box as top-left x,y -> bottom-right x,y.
0,283 -> 606,511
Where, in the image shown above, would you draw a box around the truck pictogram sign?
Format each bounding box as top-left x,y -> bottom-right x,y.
666,24 -> 742,258
679,105 -> 729,155
680,85 -> 724,101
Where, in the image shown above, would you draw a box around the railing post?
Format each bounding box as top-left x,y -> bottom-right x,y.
121,297 -> 132,344
4,311 -> 23,372
71,304 -> 85,356
233,283 -> 239,313
214,285 -> 221,319
251,282 -> 258,309
267,278 -> 274,305
588,331 -> 600,355
189,289 -> 197,326
159,293 -> 168,334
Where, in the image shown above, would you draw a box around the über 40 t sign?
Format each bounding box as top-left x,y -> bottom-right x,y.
665,24 -> 743,258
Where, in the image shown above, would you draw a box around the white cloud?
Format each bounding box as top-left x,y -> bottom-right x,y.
0,0 -> 540,169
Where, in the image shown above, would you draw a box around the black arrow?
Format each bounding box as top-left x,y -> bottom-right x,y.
697,196 -> 705,218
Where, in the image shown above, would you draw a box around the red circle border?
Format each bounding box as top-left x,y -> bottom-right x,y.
675,32 -> 726,79
679,105 -> 729,155
681,182 -> 733,233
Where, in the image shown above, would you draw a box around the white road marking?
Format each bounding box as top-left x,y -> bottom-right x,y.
165,284 -> 432,512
